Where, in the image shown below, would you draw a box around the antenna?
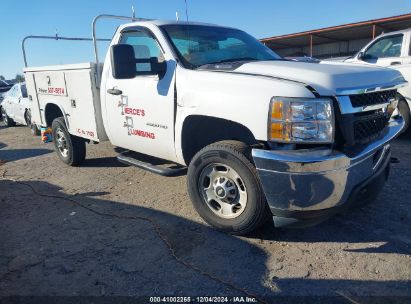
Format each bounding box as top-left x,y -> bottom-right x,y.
184,0 -> 189,22
132,5 -> 136,20
176,11 -> 179,21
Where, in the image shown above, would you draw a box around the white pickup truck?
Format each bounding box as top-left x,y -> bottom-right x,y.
24,15 -> 407,235
345,28 -> 411,131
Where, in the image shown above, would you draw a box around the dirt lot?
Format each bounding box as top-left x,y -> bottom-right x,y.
0,123 -> 410,303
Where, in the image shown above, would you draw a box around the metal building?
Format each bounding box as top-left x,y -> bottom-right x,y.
262,13 -> 411,59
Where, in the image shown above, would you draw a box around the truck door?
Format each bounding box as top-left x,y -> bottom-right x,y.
361,34 -> 404,67
14,84 -> 28,124
104,28 -> 177,162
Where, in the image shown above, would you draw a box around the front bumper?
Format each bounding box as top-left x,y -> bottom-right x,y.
252,117 -> 404,228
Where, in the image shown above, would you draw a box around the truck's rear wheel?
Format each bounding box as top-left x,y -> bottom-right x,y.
52,117 -> 86,166
25,110 -> 40,136
187,140 -> 269,235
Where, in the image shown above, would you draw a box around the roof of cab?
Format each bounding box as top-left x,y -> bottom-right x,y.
118,19 -> 233,30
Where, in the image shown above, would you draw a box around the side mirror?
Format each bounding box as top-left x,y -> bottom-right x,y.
111,44 -> 136,79
150,58 -> 167,79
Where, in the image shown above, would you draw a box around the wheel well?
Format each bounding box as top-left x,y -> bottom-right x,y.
181,115 -> 257,164
45,103 -> 63,127
400,96 -> 411,109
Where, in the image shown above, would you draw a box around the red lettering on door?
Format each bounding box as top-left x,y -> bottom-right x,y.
129,129 -> 155,139
124,107 -> 145,116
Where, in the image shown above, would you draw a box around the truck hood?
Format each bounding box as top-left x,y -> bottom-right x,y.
233,60 -> 405,96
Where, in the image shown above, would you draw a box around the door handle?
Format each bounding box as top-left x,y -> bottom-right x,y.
107,88 -> 123,95
390,61 -> 401,66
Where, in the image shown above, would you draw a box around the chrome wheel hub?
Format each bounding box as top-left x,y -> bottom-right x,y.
56,128 -> 69,157
199,163 -> 247,219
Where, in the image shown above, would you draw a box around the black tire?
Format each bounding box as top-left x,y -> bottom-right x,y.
24,110 -> 31,126
1,107 -> 15,127
398,99 -> 410,133
25,110 -> 40,136
187,140 -> 270,235
52,117 -> 86,166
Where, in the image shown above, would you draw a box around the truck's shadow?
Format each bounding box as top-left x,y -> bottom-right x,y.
254,211 -> 411,255
0,179 -> 410,302
83,157 -> 128,168
253,160 -> 411,256
0,148 -> 52,162
0,126 -> 52,162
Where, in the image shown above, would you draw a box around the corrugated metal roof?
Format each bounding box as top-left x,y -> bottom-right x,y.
262,13 -> 411,43
262,13 -> 411,58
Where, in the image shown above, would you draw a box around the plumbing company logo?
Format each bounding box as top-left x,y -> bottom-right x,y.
119,95 -> 155,140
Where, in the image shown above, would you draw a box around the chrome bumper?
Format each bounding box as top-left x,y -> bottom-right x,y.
252,118 -> 404,227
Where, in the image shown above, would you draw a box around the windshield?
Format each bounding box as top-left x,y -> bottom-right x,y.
161,24 -> 281,69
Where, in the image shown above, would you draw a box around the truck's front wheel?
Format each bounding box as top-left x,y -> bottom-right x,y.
52,117 -> 86,166
187,140 -> 269,235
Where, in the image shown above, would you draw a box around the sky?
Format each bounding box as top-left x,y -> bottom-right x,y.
0,0 -> 410,79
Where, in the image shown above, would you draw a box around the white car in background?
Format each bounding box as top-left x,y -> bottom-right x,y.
0,80 -> 14,103
345,29 -> 411,131
1,82 -> 39,134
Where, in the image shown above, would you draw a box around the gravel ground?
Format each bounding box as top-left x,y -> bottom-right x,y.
0,123 -> 410,303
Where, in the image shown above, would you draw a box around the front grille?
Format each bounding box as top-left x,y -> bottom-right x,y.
350,90 -> 397,108
336,107 -> 391,147
353,111 -> 389,145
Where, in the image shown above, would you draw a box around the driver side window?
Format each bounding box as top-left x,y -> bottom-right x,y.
120,30 -> 164,74
364,35 -> 403,59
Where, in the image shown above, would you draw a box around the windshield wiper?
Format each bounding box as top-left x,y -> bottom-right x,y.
196,57 -> 258,69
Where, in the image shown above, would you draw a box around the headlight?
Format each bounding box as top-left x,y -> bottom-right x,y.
269,97 -> 334,143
